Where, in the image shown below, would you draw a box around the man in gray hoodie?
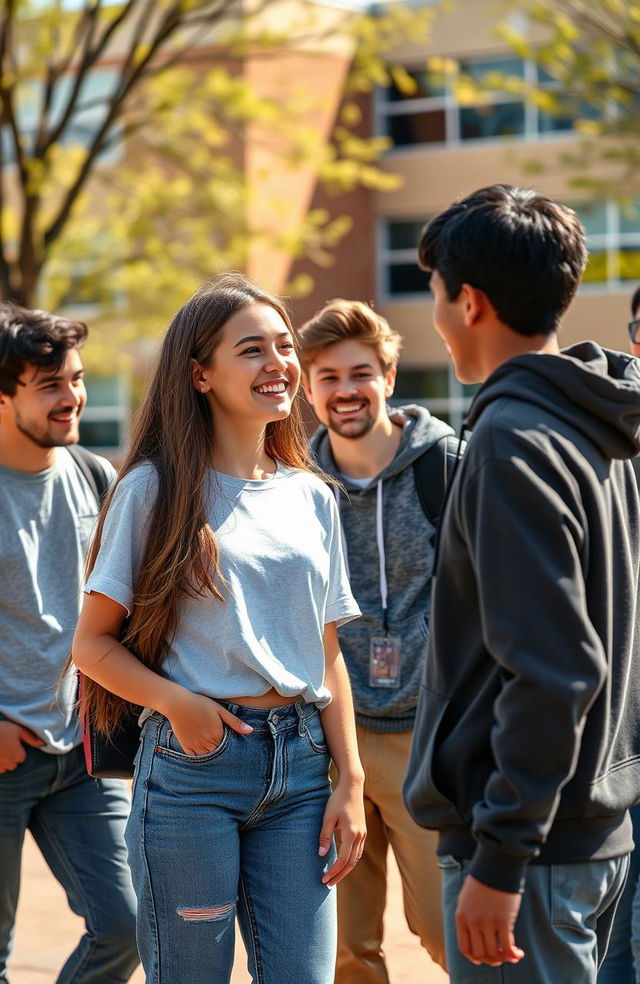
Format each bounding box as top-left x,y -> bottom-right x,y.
404,185 -> 640,983
300,299 -> 453,981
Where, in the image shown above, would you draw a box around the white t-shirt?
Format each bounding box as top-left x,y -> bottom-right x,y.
85,462 -> 360,708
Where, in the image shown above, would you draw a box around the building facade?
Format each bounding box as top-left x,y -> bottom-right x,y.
289,0 -> 638,430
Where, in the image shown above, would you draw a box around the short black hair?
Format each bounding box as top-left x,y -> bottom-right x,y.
0,302 -> 87,395
418,184 -> 587,337
631,286 -> 640,318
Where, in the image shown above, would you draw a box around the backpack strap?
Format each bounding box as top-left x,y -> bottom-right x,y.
67,444 -> 111,508
412,434 -> 461,527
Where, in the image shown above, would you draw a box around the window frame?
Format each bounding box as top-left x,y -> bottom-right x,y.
376,53 -> 587,153
79,372 -> 130,455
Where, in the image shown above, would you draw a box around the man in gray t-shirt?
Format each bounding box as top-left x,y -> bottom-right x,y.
0,303 -> 138,982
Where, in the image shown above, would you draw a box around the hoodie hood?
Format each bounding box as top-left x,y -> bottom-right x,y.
467,342 -> 640,461
310,404 -> 453,486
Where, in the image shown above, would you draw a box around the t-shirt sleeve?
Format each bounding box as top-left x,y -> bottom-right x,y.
96,453 -> 117,485
84,471 -> 154,614
324,492 -> 360,627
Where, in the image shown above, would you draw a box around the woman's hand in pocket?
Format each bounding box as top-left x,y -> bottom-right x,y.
164,689 -> 253,755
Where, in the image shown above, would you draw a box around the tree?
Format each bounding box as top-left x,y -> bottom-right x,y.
491,0 -> 640,195
0,0 -> 433,347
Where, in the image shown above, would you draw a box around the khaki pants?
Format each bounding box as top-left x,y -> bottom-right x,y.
333,727 -> 445,984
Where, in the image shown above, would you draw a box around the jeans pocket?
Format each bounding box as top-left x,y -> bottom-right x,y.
438,853 -> 463,873
550,858 -> 627,930
302,711 -> 328,755
155,725 -> 230,763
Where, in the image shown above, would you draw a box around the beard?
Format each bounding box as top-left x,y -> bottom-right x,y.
15,408 -> 81,449
326,411 -> 375,440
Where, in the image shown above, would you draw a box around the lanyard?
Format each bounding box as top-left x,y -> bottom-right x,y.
334,480 -> 389,633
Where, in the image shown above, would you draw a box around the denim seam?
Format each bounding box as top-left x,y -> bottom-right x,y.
33,811 -> 96,981
139,729 -> 162,984
239,874 -> 264,984
243,729 -> 288,828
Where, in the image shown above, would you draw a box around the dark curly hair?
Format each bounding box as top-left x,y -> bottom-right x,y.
0,302 -> 87,395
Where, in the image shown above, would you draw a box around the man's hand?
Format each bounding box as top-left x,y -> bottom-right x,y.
456,874 -> 525,966
0,720 -> 44,773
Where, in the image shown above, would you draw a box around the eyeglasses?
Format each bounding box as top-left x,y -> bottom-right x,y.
628,319 -> 640,344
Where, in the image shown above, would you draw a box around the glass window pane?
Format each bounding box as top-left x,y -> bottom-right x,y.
458,56 -> 525,83
50,68 -> 119,124
582,250 -> 608,284
617,247 -> 640,282
459,102 -> 525,140
569,202 -> 608,237
538,110 -> 575,133
386,68 -> 446,102
394,367 -> 449,400
577,102 -> 602,122
388,221 -> 429,250
536,84 -> 601,131
79,419 -> 121,448
85,375 -> 122,406
619,200 -> 640,235
388,263 -> 431,295
536,64 -> 558,85
387,110 -> 446,146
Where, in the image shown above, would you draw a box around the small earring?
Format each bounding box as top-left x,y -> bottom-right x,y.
200,385 -> 205,392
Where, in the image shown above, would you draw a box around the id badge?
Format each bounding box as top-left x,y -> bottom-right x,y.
369,634 -> 401,688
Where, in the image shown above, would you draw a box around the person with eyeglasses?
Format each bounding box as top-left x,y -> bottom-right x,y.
597,285 -> 640,984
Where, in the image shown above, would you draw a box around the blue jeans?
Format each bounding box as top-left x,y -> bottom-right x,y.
127,701 -> 337,984
440,853 -> 629,983
0,743 -> 138,983
598,805 -> 640,983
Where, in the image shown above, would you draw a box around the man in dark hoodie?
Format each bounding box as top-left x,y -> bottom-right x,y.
299,299 -> 452,981
403,184 -> 640,983
596,288 -> 640,984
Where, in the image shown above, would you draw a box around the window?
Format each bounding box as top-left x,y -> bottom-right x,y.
79,374 -> 129,453
391,365 -> 479,432
50,68 -> 122,161
3,67 -> 122,163
378,55 -> 599,150
568,199 -> 640,287
380,201 -> 640,298
379,219 -> 431,298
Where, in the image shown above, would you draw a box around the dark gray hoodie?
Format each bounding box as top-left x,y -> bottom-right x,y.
311,404 -> 453,732
404,342 -> 640,894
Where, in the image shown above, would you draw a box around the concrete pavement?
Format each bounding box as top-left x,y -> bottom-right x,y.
11,831 -> 449,983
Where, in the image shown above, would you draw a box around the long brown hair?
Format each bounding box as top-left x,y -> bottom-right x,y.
81,273 -> 314,734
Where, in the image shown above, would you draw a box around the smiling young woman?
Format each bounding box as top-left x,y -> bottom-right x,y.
72,273 -> 366,984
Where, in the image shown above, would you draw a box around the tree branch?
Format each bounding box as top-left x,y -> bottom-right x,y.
44,1 -> 217,247
43,0 -> 140,154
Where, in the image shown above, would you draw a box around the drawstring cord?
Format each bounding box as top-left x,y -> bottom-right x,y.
334,480 -> 389,633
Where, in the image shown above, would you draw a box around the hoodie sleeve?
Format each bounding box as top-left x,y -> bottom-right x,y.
460,435 -> 608,893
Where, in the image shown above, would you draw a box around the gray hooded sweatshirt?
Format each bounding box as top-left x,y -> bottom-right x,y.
311,404 -> 453,732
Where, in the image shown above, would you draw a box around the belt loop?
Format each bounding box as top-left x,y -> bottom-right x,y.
295,701 -> 306,737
